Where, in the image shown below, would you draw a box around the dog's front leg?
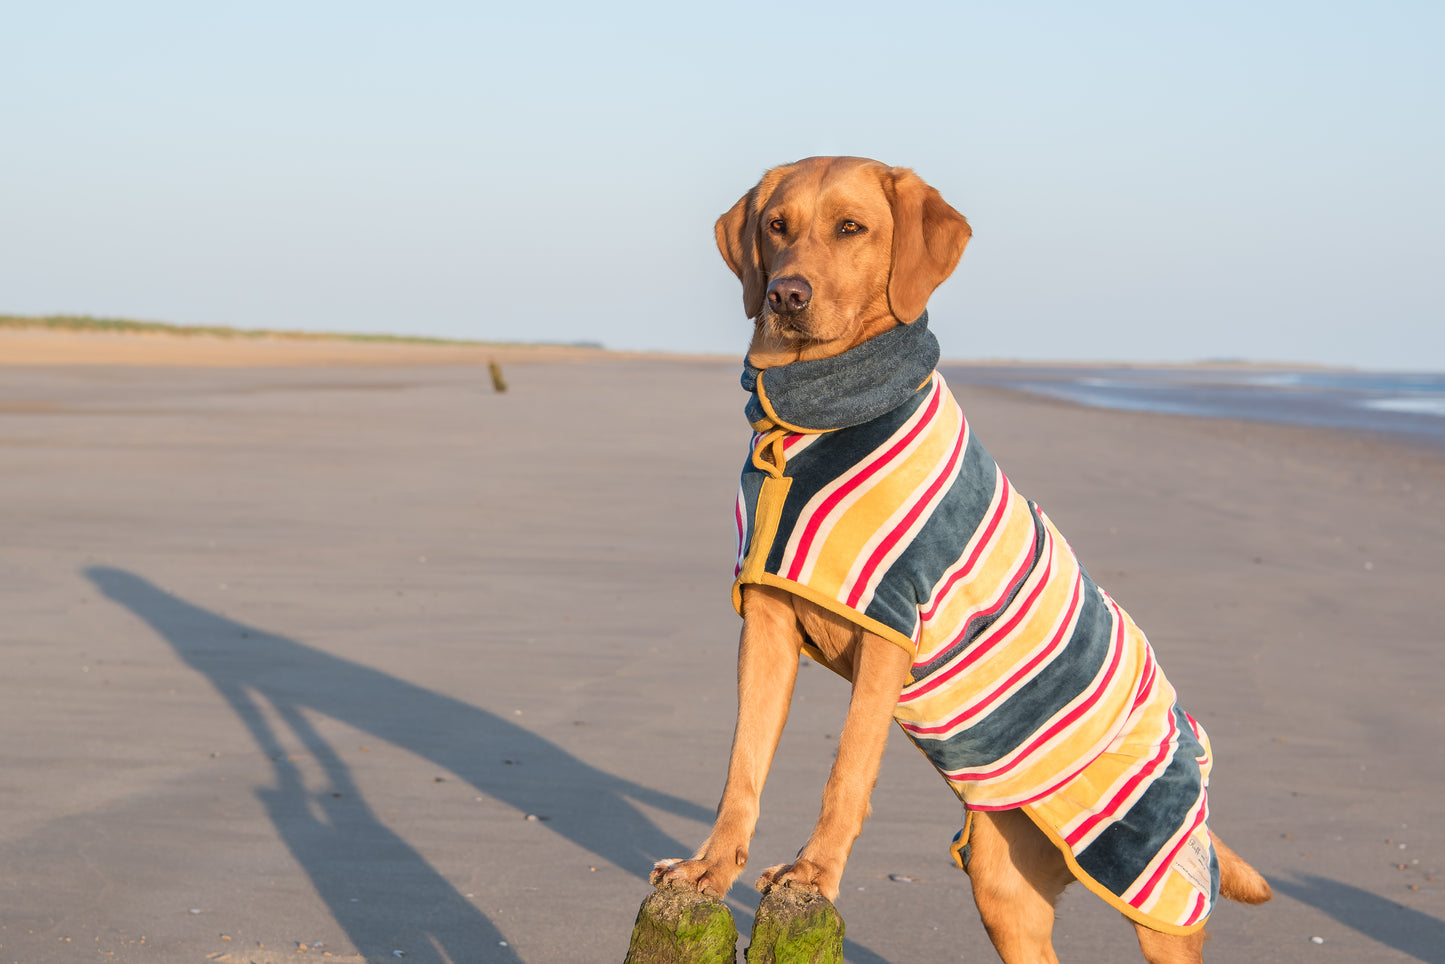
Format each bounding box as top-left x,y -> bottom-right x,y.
651,585 -> 804,897
756,632 -> 912,900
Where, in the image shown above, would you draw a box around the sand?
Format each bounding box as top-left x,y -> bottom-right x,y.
0,333 -> 1441,963
0,327 -> 619,367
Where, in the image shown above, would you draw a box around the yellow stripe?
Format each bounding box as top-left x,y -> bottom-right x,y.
733,475 -> 794,618
800,394 -> 960,598
897,526 -> 1075,726
1018,802 -> 1208,935
913,487 -> 1035,664
1043,672 -> 1179,846
899,588 -> 1154,809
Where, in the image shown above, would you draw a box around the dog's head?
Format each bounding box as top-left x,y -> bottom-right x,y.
716,156 -> 971,364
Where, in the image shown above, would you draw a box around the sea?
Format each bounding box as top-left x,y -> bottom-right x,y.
940,365 -> 1445,449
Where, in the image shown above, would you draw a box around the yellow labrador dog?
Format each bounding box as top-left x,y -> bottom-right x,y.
651,157 -> 1270,963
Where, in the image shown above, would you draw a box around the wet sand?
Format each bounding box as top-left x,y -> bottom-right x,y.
0,337 -> 1441,962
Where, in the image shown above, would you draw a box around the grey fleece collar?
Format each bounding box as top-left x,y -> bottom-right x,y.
741,312 -> 939,432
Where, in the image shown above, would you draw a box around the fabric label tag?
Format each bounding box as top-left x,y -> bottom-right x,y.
1175,833 -> 1212,894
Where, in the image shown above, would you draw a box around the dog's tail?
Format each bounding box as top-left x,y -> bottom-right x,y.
1212,832 -> 1273,904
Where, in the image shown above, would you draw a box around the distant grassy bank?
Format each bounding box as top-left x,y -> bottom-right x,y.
0,314 -> 603,350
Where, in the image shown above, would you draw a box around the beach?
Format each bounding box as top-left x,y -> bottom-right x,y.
1,333 -> 1441,963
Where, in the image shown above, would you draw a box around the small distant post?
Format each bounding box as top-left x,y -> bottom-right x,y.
744,887 -> 844,964
623,886 -> 738,964
488,358 -> 508,393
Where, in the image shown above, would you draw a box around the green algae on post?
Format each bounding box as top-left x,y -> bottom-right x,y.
624,886 -> 738,964
744,888 -> 843,964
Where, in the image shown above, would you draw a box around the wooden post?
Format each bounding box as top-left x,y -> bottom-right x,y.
489,359 -> 508,393
743,888 -> 844,964
623,886 -> 738,964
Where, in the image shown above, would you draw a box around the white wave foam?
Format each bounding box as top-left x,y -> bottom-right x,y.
1362,396 -> 1445,418
1238,373 -> 1305,388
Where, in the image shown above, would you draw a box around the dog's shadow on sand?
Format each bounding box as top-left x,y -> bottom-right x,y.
85,566 -> 893,964
1274,874 -> 1445,962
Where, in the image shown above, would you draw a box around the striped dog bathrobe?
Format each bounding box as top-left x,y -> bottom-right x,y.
731,316 -> 1220,935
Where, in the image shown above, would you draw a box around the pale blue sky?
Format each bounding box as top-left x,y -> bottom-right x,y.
2,2 -> 1441,367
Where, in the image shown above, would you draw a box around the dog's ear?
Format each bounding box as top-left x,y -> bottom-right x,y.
715,188 -> 768,319
883,167 -> 971,324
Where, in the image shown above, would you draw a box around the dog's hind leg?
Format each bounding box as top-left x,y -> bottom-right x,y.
1212,832 -> 1272,905
1131,920 -> 1205,964
963,809 -> 1073,964
1124,833 -> 1266,963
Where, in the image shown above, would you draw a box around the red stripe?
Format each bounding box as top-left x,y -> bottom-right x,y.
733,492 -> 746,577
914,518 -> 1039,673
1129,796 -> 1210,910
1130,644 -> 1157,712
901,532 -> 1056,702
783,382 -> 943,581
1064,679 -> 1177,847
944,588 -> 1128,785
1184,711 -> 1211,768
844,410 -> 967,608
1185,891 -> 1208,926
1184,711 -> 1203,739
906,572 -> 1083,734
918,469 -> 1010,623
918,502 -> 1039,672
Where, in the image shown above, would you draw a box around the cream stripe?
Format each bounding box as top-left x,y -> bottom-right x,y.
939,589 -> 1136,799
909,552 -> 1081,743
1055,663 -> 1170,848
915,496 -> 1037,665
899,526 -> 1064,724
1127,787 -> 1209,909
918,465 -> 1007,618
845,411 -> 967,614
783,378 -> 943,585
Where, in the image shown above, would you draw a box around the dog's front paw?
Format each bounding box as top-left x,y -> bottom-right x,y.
755,858 -> 841,901
650,855 -> 743,899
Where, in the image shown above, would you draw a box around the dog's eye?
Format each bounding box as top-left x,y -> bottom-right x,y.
839,220 -> 864,235
768,218 -> 786,234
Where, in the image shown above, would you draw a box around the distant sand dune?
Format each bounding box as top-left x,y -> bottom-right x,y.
0,327 -> 611,367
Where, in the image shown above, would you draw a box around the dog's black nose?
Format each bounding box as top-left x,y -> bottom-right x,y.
766,276 -> 812,314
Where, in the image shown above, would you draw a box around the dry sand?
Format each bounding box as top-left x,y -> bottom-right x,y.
0,334 -> 1441,963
